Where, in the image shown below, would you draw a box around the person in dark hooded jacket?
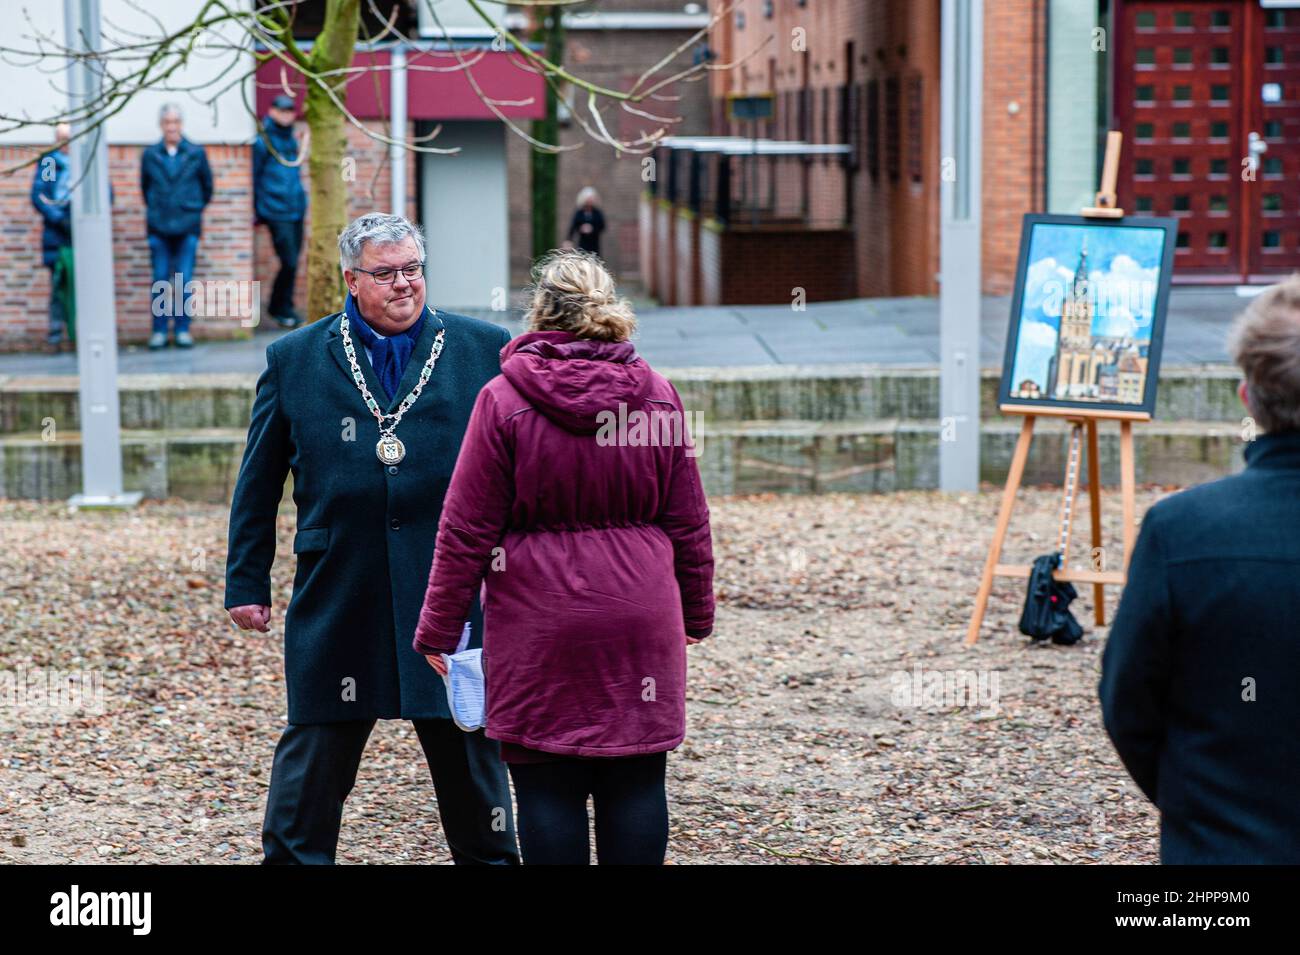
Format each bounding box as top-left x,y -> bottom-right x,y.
252,95 -> 308,328
414,249 -> 715,865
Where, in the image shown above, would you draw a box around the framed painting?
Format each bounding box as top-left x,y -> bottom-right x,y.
998,213 -> 1178,419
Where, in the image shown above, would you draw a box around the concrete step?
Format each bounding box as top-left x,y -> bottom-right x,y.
0,366 -> 1245,435
2,419 -> 1248,501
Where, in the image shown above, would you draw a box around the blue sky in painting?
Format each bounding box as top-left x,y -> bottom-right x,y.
1010,222 -> 1167,393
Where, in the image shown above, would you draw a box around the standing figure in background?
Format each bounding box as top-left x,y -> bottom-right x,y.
141,103 -> 213,350
566,187 -> 606,258
30,122 -> 74,352
253,94 -> 308,329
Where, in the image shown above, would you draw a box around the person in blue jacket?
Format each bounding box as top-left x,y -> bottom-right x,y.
141,103 -> 213,350
30,123 -> 74,351
252,94 -> 308,329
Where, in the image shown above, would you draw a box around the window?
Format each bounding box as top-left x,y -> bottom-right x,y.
1136,85 -> 1155,103
1264,157 -> 1283,176
1262,231 -> 1282,249
1209,195 -> 1228,212
1210,121 -> 1229,139
907,74 -> 923,184
1136,12 -> 1156,29
885,75 -> 900,181
1211,10 -> 1231,29
1172,121 -> 1191,139
1174,11 -> 1194,29
1210,85 -> 1230,102
1263,194 -> 1283,212
1173,195 -> 1191,211
1211,47 -> 1229,66
1136,48 -> 1155,66
1136,196 -> 1154,211
1176,231 -> 1190,249
1266,120 -> 1282,138
1173,158 -> 1191,176
1266,10 -> 1287,29
1266,47 -> 1284,66
1136,122 -> 1155,140
1210,158 -> 1228,176
1173,85 -> 1192,102
1136,158 -> 1154,176
1173,48 -> 1193,65
1208,232 -> 1228,249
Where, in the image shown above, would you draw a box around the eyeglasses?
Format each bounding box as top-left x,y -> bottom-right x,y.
353,262 -> 425,285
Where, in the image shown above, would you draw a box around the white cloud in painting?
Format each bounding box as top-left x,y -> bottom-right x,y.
1011,317 -> 1059,391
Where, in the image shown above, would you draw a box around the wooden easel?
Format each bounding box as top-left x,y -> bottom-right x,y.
965,131 -> 1146,645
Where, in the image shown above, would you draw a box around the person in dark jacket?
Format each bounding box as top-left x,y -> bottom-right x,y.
30,123 -> 73,350
1100,275 -> 1300,864
141,103 -> 213,350
252,94 -> 308,329
413,249 -> 715,865
224,213 -> 518,865
566,186 -> 605,257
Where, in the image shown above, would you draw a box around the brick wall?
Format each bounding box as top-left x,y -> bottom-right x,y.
981,0 -> 1046,294
673,209 -> 699,306
699,226 -> 856,304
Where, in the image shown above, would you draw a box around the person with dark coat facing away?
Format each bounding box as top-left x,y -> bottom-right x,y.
224,213 -> 519,865
413,249 -> 715,865
252,94 -> 309,328
1100,275 -> 1300,864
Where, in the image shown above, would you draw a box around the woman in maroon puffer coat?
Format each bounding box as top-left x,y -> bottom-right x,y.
412,250 -> 715,864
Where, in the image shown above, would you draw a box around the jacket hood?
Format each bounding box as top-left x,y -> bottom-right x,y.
500,330 -> 654,435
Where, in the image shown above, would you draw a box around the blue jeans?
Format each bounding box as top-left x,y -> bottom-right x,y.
148,231 -> 199,334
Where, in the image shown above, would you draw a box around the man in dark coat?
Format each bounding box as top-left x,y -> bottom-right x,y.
29,123 -> 73,350
224,212 -> 519,864
1100,277 -> 1300,864
141,103 -> 213,350
252,94 -> 308,329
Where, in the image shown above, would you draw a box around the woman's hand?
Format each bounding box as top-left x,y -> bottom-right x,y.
425,653 -> 449,676
686,636 -> 703,646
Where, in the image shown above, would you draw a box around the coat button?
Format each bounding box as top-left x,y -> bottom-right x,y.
387,465 -> 399,475
390,518 -> 400,530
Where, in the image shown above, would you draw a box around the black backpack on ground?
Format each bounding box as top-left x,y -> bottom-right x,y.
1018,552 -> 1084,645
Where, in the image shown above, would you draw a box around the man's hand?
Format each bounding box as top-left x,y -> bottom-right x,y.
425,653 -> 448,676
686,636 -> 704,645
229,604 -> 272,632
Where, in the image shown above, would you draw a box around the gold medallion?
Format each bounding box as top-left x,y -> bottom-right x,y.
376,435 -> 406,465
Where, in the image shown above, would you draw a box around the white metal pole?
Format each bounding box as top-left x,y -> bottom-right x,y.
939,0 -> 983,493
390,44 -> 407,216
65,0 -> 139,508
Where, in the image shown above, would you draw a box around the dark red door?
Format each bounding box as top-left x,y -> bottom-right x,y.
1115,0 -> 1300,281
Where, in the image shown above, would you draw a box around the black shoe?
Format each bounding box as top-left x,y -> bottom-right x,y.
273,310 -> 302,329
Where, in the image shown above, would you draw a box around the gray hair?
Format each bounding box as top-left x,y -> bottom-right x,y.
338,212 -> 426,272
159,103 -> 183,122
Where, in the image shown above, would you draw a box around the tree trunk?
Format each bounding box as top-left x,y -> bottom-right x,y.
302,0 -> 361,323
530,14 -> 565,262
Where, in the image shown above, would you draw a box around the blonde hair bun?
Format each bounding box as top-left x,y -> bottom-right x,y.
525,249 -> 637,342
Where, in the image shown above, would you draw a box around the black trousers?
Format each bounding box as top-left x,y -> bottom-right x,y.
262,718 -> 519,864
506,752 -> 668,865
265,218 -> 303,318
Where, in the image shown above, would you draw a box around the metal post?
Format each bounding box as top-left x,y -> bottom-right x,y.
939,0 -> 983,493
390,44 -> 407,216
65,0 -> 138,509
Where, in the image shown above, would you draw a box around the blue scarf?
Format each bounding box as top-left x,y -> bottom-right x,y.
344,291 -> 427,403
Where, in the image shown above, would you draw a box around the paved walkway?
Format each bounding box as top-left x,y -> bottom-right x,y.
0,286 -> 1250,375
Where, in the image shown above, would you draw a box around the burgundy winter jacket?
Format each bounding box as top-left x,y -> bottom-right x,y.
412,329 -> 715,757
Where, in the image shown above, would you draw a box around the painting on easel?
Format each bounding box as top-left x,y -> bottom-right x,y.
999,214 -> 1178,418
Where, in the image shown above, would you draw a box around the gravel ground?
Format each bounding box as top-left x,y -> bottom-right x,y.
0,486 -> 1174,864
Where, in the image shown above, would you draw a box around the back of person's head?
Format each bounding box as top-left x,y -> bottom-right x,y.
1229,273 -> 1300,434
525,249 -> 636,343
